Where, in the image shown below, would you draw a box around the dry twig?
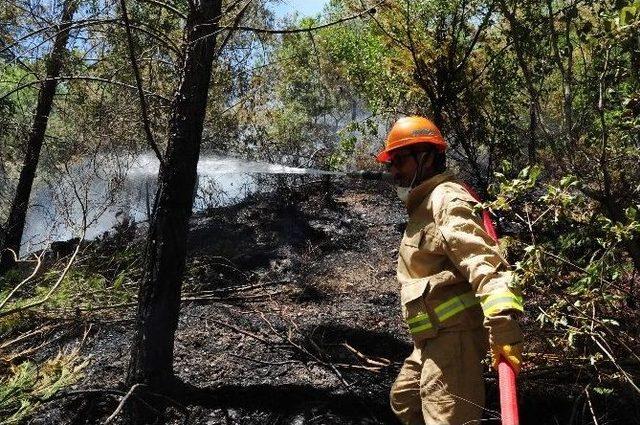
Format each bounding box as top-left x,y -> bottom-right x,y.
0,234 -> 83,318
105,383 -> 145,423
584,385 -> 600,425
342,342 -> 391,369
0,251 -> 44,309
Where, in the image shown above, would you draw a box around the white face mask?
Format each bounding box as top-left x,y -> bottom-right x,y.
395,153 -> 425,202
396,186 -> 411,202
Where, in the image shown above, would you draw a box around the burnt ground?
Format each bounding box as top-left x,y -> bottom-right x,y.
21,177 -> 640,424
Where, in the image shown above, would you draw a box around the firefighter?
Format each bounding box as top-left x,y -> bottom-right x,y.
378,116 -> 524,424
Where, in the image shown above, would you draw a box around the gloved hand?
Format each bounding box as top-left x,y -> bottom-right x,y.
491,342 -> 523,375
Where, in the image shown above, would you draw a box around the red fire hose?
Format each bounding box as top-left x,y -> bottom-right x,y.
498,356 -> 520,425
461,183 -> 521,425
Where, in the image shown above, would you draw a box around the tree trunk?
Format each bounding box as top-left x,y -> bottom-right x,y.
528,100 -> 537,164
0,0 -> 78,276
125,0 -> 222,420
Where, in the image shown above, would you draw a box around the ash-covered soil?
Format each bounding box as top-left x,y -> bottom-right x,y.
24,177 -> 636,424
27,177 -> 407,425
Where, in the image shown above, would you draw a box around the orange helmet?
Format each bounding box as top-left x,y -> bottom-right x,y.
376,116 -> 447,163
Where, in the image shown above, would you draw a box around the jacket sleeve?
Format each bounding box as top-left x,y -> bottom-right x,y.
432,185 -> 523,346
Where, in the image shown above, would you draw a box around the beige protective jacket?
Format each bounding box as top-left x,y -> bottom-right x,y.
397,171 -> 523,346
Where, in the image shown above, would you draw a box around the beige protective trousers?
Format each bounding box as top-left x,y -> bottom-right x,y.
390,327 -> 489,425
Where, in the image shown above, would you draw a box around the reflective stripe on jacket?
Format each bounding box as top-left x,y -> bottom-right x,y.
398,171 -> 523,345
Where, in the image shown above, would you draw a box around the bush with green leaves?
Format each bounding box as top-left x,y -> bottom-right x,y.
487,163 -> 639,394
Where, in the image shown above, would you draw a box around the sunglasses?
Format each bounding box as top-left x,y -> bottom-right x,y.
385,151 -> 417,170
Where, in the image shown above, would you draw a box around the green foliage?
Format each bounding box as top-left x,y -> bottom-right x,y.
0,61 -> 38,179
327,134 -> 357,169
0,348 -> 88,424
0,0 -> 638,414
0,63 -> 37,107
488,164 -> 544,211
490,165 -> 639,394
39,267 -> 133,310
320,19 -> 407,113
1,267 -> 134,314
0,234 -> 139,421
0,243 -> 138,333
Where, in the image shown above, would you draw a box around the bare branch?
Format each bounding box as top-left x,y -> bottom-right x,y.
455,1 -> 495,72
0,18 -> 120,57
0,251 -> 44,310
203,1 -> 381,37
105,383 -> 145,423
215,0 -> 253,57
0,235 -> 83,319
120,0 -> 165,165
584,385 -> 600,425
134,0 -> 187,19
1,17 -> 181,59
0,76 -> 171,103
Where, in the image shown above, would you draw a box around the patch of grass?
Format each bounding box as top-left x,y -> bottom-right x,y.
0,310 -> 33,335
0,266 -> 135,334
3,267 -> 135,309
36,268 -> 135,310
0,270 -> 24,291
0,347 -> 89,424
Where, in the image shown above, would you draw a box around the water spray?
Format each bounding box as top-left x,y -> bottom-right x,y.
23,154 -> 394,253
344,170 -> 393,182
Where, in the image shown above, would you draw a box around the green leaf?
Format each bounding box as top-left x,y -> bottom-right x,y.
620,6 -> 637,25
528,166 -> 542,183
113,272 -> 126,290
560,175 -> 578,188
593,386 -> 614,395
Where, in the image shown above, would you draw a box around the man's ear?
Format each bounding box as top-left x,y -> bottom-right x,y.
410,149 -> 435,183
425,150 -> 436,168
419,149 -> 436,174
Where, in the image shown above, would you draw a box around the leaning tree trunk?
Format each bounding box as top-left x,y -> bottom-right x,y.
125,0 -> 222,416
0,0 -> 78,276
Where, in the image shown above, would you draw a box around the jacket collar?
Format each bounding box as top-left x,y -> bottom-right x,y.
405,171 -> 455,215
